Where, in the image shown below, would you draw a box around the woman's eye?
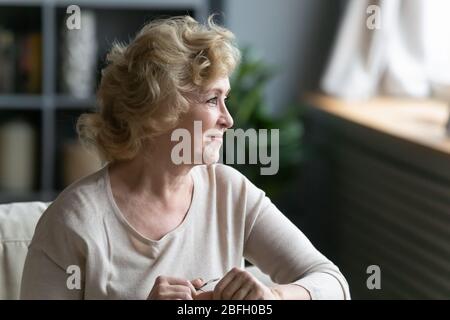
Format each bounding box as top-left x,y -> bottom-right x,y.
207,97 -> 218,106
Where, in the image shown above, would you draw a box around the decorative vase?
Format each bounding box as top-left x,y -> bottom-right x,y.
60,10 -> 97,98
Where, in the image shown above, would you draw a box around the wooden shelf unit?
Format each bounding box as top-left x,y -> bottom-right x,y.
0,0 -> 210,203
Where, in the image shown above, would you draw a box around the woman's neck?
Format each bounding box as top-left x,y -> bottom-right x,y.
109,142 -> 194,203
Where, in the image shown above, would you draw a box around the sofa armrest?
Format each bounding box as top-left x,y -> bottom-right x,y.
0,201 -> 49,299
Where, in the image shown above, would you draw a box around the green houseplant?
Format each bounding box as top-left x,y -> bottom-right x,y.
223,47 -> 304,200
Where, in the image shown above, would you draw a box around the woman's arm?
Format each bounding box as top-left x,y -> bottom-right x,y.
21,246 -> 84,299
208,200 -> 349,300
208,266 -> 311,300
271,283 -> 311,300
20,210 -> 88,300
242,186 -> 350,300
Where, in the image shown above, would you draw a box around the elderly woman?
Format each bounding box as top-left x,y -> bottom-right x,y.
21,16 -> 350,300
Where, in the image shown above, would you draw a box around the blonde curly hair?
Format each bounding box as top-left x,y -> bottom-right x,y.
77,15 -> 240,162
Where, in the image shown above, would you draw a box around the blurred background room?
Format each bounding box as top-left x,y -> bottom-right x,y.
1,0 -> 450,299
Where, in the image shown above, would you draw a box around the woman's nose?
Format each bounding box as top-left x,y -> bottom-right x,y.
220,101 -> 234,129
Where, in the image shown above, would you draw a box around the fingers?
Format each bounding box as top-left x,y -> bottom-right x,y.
221,271 -> 249,299
231,280 -> 254,300
214,267 -> 257,300
167,292 -> 194,300
149,271 -> 270,301
167,285 -> 195,300
212,267 -> 273,300
194,291 -> 214,300
191,278 -> 204,289
149,276 -> 199,300
149,285 -> 194,300
244,287 -> 266,300
156,276 -> 197,296
213,268 -> 240,300
155,283 -> 194,300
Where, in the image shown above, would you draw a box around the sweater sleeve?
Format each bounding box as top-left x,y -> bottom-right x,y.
242,178 -> 351,300
20,211 -> 87,300
20,246 -> 84,299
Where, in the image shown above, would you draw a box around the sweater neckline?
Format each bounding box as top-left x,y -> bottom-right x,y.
104,164 -> 199,246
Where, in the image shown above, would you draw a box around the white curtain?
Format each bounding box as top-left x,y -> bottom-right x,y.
321,0 -> 450,100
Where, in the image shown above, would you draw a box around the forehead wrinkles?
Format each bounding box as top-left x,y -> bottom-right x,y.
204,77 -> 231,95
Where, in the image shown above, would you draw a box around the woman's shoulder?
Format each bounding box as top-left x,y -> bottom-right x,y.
194,163 -> 247,186
193,164 -> 265,201
36,166 -> 109,234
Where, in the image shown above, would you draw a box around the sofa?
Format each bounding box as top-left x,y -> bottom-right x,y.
0,202 -> 49,299
0,201 -> 273,300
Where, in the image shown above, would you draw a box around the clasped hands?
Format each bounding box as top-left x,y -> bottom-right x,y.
148,267 -> 282,300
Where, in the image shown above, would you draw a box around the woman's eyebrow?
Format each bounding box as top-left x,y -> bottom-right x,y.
208,88 -> 231,96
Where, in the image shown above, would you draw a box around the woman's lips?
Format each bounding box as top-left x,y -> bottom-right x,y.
206,135 -> 223,142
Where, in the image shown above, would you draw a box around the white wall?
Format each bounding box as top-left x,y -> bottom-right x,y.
225,0 -> 343,113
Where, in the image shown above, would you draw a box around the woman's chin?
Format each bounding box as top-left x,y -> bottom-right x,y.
203,152 -> 220,165
202,143 -> 221,165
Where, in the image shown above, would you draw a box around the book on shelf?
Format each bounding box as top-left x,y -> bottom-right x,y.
0,118 -> 36,192
0,27 -> 42,94
0,28 -> 16,93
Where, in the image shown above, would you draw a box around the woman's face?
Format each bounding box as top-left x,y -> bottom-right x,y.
174,76 -> 234,165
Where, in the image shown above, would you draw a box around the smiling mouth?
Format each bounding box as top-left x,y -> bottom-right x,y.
206,134 -> 223,142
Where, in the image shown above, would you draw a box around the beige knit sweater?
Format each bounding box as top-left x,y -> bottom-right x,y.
20,163 -> 350,300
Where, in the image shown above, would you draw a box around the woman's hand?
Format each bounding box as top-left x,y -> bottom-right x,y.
212,267 -> 282,300
148,276 -> 204,300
